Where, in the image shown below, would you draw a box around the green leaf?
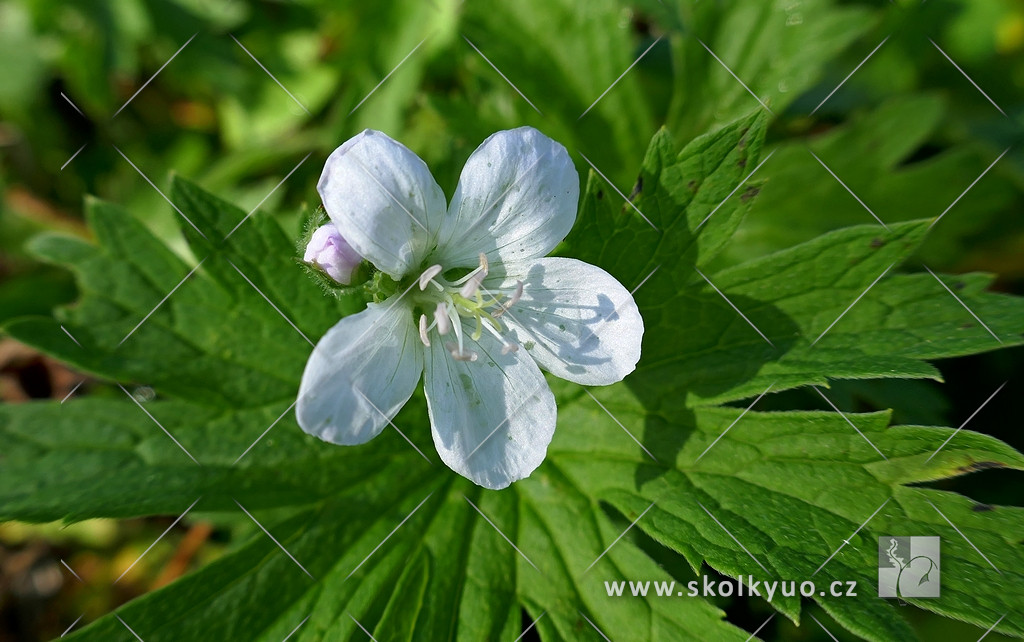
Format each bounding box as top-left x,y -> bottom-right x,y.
656,0 -> 875,141
661,220 -> 1024,407
569,111 -> 1024,409
18,426 -> 747,642
719,94 -> 1021,269
5,185 -> 362,407
460,0 -> 658,183
554,382 -> 1024,640
0,397 -> 426,521
566,110 -> 769,277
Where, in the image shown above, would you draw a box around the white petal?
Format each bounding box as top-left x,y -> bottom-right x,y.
435,127 -> 578,268
423,326 -> 556,489
318,130 -> 446,279
488,258 -> 643,386
297,300 -> 423,445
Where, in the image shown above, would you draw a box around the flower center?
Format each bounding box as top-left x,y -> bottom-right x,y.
412,253 -> 524,362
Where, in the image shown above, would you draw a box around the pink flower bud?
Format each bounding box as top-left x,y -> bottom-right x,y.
304,223 -> 363,285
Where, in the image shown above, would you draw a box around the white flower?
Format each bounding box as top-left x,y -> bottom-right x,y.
296,127 -> 643,489
303,222 -> 363,284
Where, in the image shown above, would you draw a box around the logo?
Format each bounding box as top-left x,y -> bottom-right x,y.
878,536 -> 940,598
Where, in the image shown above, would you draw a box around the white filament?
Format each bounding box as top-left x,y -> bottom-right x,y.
435,302 -> 451,335
417,262 -> 527,364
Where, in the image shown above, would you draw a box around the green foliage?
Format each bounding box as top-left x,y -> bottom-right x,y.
4,108 -> 1024,641
560,389 -> 1024,641
457,0 -> 657,182
569,113 -> 1024,408
654,0 -> 875,140
718,94 -> 1021,269
4,0 -> 1024,640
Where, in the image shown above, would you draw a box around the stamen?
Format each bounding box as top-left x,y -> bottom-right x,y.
416,258 -> 521,364
459,271 -> 485,298
450,253 -> 488,287
418,314 -> 430,347
482,317 -> 519,355
451,269 -> 480,286
451,307 -> 466,353
494,280 -> 523,318
446,342 -> 478,362
418,264 -> 443,290
508,280 -> 524,306
435,302 -> 451,335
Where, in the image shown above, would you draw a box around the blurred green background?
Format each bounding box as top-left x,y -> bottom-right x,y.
1,0 -> 1022,640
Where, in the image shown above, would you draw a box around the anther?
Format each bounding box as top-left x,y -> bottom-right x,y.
478,252 -> 489,275
435,302 -> 451,335
418,314 -> 430,347
481,315 -> 517,355
418,264 -> 443,290
494,280 -> 524,317
508,280 -> 524,306
459,271 -> 485,298
446,342 -> 478,362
